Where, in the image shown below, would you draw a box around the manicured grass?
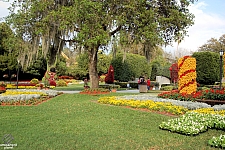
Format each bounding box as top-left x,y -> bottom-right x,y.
0,93 -> 222,149
54,84 -> 84,91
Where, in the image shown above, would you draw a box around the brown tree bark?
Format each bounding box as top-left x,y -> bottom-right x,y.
88,47 -> 99,89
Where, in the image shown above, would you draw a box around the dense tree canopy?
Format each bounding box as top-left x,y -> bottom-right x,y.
6,0 -> 196,88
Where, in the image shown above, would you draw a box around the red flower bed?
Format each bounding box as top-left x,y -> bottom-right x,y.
58,76 -> 74,79
158,89 -> 225,101
15,83 -> 37,86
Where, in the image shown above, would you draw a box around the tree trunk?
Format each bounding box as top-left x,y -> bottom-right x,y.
144,43 -> 151,64
88,47 -> 99,89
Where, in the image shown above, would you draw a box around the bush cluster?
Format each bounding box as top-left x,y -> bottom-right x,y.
192,51 -> 220,85
111,53 -> 151,82
56,80 -> 67,87
30,78 -> 39,84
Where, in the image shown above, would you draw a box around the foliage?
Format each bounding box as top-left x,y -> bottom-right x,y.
114,82 -> 128,88
160,86 -> 177,91
111,53 -> 150,82
150,56 -> 171,80
192,51 -> 220,85
30,78 -> 39,84
0,22 -> 18,72
0,82 -> 7,87
6,0 -> 196,89
208,134 -> 225,148
70,52 -> 111,79
55,57 -> 68,76
97,51 -> 112,74
105,65 -> 114,84
150,81 -> 159,87
56,80 -> 67,87
128,82 -> 138,89
25,56 -> 47,77
150,62 -> 158,81
99,74 -> 106,82
198,34 -> 225,53
110,85 -> 120,89
170,63 -> 178,83
35,83 -> 44,88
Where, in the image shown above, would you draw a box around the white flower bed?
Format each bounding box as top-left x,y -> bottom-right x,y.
159,112 -> 225,136
0,89 -> 58,102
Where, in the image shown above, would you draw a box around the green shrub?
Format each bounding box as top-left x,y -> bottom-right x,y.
109,85 -> 120,89
129,82 -> 138,89
160,86 -> 174,91
98,84 -> 120,89
57,80 -> 67,87
150,81 -> 159,87
99,75 -> 106,82
99,85 -> 110,89
111,53 -> 151,82
192,51 -> 220,85
30,78 -> 39,84
114,82 -> 127,88
150,60 -> 171,80
197,86 -> 210,91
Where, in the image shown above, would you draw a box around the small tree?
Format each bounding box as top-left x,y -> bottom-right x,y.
105,65 -> 114,84
170,63 -> 178,84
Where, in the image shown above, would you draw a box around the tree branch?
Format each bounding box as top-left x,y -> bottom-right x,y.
110,25 -> 121,36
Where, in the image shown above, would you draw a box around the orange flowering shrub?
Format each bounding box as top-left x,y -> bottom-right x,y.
178,56 -> 197,94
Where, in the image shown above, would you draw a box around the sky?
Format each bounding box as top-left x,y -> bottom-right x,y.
0,0 -> 225,56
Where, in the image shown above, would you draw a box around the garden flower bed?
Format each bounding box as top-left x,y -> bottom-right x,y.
208,134 -> 225,148
159,112 -> 224,136
80,88 -> 110,95
98,96 -> 188,115
158,89 -> 225,106
0,89 -> 60,106
97,94 -> 225,149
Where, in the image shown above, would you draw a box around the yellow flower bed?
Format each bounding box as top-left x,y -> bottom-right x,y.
178,56 -> 197,94
98,96 -> 188,115
6,84 -> 55,89
190,108 -> 225,116
6,84 -> 36,89
1,91 -> 47,96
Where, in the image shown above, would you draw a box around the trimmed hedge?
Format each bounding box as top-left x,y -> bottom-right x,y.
192,51 -> 220,85
129,82 -> 138,89
111,53 -> 151,82
114,82 -> 128,88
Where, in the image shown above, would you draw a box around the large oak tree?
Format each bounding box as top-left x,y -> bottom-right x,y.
6,0 -> 196,88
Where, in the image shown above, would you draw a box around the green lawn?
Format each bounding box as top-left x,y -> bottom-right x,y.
54,84 -> 84,91
0,93 -> 222,150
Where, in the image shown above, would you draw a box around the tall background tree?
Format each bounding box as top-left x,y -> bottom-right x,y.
198,34 -> 225,52
6,0 -> 196,88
